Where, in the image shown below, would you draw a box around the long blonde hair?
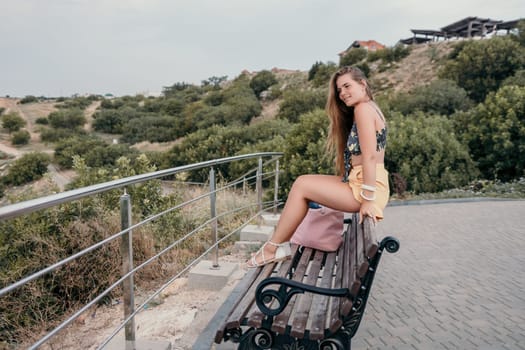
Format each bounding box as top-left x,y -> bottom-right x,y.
325,66 -> 374,175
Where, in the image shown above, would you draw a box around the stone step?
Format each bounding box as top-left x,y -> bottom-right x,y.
187,260 -> 238,290
261,212 -> 280,227
239,224 -> 273,241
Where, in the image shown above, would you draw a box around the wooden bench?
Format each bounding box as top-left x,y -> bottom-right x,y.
198,213 -> 399,350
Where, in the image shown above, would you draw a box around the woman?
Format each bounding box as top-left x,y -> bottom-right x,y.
247,66 -> 389,268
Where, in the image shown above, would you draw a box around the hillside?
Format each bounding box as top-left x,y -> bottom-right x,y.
0,41 -> 453,197
371,41 -> 454,93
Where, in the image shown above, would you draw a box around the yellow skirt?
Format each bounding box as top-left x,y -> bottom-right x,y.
348,164 -> 390,220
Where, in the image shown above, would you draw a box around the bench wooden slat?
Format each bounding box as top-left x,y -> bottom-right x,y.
340,214 -> 361,317
328,230 -> 348,334
363,219 -> 379,258
356,220 -> 370,278
271,246 -> 313,334
224,263 -> 275,330
246,256 -> 294,328
213,267 -> 260,343
290,249 -> 325,338
308,251 -> 338,340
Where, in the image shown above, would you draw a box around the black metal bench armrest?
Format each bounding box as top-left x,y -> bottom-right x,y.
255,276 -> 351,316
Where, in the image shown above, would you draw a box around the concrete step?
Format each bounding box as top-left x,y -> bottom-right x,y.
187,260 -> 238,290
104,338 -> 172,350
239,224 -> 273,241
261,212 -> 280,227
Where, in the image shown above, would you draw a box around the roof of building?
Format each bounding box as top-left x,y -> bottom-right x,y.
338,40 -> 386,56
410,29 -> 445,37
440,16 -> 502,36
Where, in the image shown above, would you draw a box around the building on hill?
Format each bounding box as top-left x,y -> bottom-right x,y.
338,40 -> 385,57
399,16 -> 523,45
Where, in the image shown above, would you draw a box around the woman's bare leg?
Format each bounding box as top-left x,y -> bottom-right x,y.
248,174 -> 361,265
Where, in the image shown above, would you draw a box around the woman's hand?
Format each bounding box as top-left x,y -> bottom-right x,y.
359,200 -> 377,224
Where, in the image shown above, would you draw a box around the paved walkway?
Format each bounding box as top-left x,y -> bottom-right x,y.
353,199 -> 525,350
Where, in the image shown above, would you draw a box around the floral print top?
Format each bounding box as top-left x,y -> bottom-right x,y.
342,123 -> 387,182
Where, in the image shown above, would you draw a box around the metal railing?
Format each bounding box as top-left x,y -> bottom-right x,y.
0,152 -> 283,349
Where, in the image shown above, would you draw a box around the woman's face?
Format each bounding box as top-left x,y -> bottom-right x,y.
336,73 -> 367,107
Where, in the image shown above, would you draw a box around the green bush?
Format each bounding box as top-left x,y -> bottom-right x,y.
54,135 -> 138,169
19,95 -> 38,104
511,19 -> 525,47
368,45 -> 410,63
308,61 -> 338,88
0,154 -> 185,345
501,69 -> 525,88
339,48 -> 367,66
168,119 -> 291,182
47,108 -> 86,129
55,96 -> 95,110
121,115 -> 179,144
2,112 -> 26,132
0,107 -> 5,115
3,152 -> 51,186
40,127 -> 86,143
11,130 -> 30,145
390,79 -> 473,115
276,89 -> 326,123
183,75 -> 262,131
35,117 -> 49,125
440,36 -> 525,102
92,109 -> 128,134
386,112 -> 479,194
162,82 -> 204,103
279,109 -> 333,196
160,97 -> 185,115
249,70 -> 278,98
453,85 -> 525,181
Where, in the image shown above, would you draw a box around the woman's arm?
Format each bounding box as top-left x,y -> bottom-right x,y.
354,103 -> 378,221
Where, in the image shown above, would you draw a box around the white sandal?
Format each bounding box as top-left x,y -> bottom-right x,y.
247,241 -> 291,268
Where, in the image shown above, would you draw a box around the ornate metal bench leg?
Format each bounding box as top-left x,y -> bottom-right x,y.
319,332 -> 350,350
238,328 -> 274,350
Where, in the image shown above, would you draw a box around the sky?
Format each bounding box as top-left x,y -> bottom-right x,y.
0,0 -> 523,98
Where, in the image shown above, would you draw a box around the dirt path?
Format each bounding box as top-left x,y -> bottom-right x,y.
83,100 -> 101,132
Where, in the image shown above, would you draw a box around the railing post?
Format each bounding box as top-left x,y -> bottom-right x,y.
210,167 -> 219,268
120,190 -> 136,350
256,157 -> 263,227
273,159 -> 280,215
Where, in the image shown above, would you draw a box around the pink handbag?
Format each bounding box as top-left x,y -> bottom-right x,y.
291,203 -> 344,252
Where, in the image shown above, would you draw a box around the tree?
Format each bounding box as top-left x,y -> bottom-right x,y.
440,36 -> 525,102
308,61 -> 337,88
454,85 -> 525,181
390,79 -> 473,115
48,108 -> 86,129
276,89 -> 326,123
501,69 -> 525,88
279,109 -> 333,196
339,48 -> 367,66
201,75 -> 228,88
511,19 -> 525,47
249,70 -> 278,98
19,95 -> 38,104
1,112 -> 26,132
386,111 -> 479,194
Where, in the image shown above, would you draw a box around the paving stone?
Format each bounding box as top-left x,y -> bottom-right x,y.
353,200 -> 525,350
